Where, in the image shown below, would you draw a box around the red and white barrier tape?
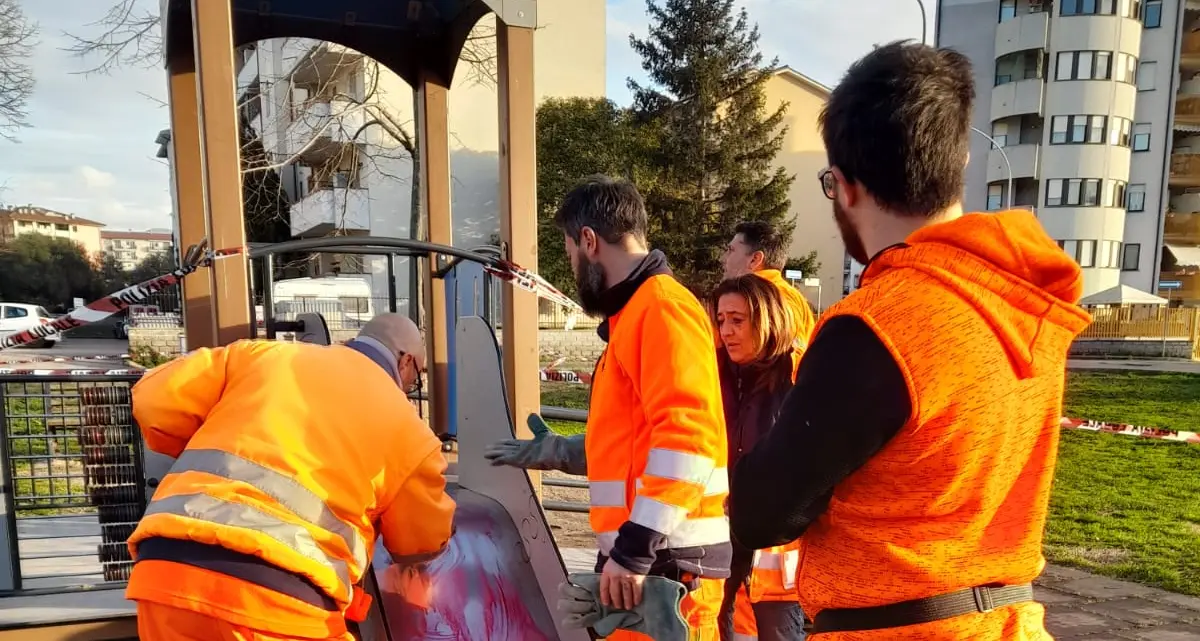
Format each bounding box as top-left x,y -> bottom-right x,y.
0,354 -> 132,365
1059,417 -> 1200,444
0,241 -> 244,350
0,368 -> 142,376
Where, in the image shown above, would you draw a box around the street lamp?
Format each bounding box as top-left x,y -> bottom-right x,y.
912,0 -> 1014,209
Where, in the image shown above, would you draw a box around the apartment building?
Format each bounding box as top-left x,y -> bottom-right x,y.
218,1 -> 606,304
101,229 -> 174,271
0,206 -> 105,256
937,0 -> 1200,305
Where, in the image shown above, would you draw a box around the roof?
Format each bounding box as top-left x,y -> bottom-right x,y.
102,230 -> 173,242
1164,244 -> 1200,268
770,66 -> 832,95
0,207 -> 105,227
1080,284 -> 1168,306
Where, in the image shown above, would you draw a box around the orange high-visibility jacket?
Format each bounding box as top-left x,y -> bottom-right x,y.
755,269 -> 816,350
125,340 -> 455,638
586,274 -> 731,578
795,211 -> 1091,640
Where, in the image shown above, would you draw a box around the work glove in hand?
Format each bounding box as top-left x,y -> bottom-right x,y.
557,572 -> 690,641
483,414 -> 587,475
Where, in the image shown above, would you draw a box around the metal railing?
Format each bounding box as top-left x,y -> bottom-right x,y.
538,405 -> 590,514
1080,307 -> 1200,341
0,374 -> 147,594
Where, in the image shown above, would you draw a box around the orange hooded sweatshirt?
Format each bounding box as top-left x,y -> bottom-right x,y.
730,210 -> 1092,640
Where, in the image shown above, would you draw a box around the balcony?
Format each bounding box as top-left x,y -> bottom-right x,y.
991,78 -> 1043,120
994,11 -> 1049,59
1170,153 -> 1200,188
1165,213 -> 1200,245
284,100 -> 367,161
1175,96 -> 1200,127
987,144 -> 1038,184
236,47 -> 259,99
286,41 -> 365,86
289,188 -> 371,238
1182,31 -> 1200,70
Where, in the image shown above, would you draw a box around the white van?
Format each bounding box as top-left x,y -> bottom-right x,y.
272,275 -> 375,326
0,302 -> 61,347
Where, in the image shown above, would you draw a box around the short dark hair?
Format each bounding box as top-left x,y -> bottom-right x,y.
734,221 -> 789,270
819,40 -> 975,218
554,175 -> 647,244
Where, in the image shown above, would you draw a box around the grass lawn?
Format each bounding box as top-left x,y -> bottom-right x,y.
540,369 -> 1200,596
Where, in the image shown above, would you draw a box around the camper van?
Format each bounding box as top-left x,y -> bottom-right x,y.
271,275 -> 376,327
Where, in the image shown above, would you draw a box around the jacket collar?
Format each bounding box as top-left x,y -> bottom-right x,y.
595,249 -> 674,343
345,336 -> 401,386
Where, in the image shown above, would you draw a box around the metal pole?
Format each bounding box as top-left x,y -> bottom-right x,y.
387,254 -> 398,313
915,0 -> 927,46
263,254 -> 276,340
971,126 -> 1015,209
1161,290 -> 1171,358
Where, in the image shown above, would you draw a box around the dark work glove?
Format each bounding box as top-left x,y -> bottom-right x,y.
557,572 -> 690,640
483,414 -> 587,475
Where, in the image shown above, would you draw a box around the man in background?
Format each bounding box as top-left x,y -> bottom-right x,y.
721,221 -> 816,348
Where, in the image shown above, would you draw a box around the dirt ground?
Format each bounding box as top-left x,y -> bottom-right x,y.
540,471 -> 596,549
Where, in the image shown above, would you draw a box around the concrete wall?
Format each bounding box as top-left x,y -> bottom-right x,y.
128,327 -> 609,363
1071,337 -> 1195,358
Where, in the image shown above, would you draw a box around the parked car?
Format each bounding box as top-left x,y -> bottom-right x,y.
0,302 -> 60,347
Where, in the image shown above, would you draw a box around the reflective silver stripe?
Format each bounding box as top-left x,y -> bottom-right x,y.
630,495 -> 689,534
634,468 -> 727,495
753,549 -> 799,589
143,492 -> 353,591
168,449 -> 369,574
589,480 -> 626,508
645,448 -> 715,486
733,634 -> 757,641
598,530 -> 618,555
666,516 -> 729,548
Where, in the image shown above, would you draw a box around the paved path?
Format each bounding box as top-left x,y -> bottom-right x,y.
1069,359 -> 1200,375
565,549 -> 1200,639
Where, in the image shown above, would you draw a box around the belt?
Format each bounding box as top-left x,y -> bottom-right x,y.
136,536 -> 339,611
811,584 -> 1035,634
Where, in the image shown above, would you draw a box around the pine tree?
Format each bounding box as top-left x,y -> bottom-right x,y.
629,0 -> 795,292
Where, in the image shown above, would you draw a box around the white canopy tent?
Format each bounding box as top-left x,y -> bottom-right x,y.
1079,284 -> 1169,307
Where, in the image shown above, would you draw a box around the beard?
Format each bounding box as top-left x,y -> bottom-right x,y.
833,198 -> 870,266
575,252 -> 608,317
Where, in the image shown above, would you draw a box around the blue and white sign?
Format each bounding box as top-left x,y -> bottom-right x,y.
1159,280 -> 1183,290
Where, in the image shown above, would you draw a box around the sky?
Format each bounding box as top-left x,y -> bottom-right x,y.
0,0 -> 937,232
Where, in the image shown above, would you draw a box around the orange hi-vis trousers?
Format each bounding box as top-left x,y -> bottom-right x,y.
137,602 -> 355,641
605,577 -> 724,641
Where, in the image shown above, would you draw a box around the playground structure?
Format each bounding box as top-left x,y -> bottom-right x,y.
0,0 -> 598,639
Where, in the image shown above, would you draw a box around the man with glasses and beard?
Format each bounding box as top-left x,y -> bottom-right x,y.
486,175 -> 731,640
727,41 -> 1091,640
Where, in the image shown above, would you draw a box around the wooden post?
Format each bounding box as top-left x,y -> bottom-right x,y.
190,0 -> 251,346
165,48 -> 218,349
417,75 -> 453,438
497,25 -> 540,452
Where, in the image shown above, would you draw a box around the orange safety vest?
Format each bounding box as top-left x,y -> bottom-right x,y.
125,339 -> 455,638
794,211 -> 1091,640
755,269 -> 817,350
586,274 -> 731,574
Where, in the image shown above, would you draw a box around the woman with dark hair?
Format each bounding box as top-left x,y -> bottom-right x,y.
711,275 -> 806,641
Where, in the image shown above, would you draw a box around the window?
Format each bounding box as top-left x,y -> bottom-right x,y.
3,306 -> 28,319
991,122 -> 1009,148
1138,62 -> 1157,90
988,184 -> 1004,211
1109,117 -> 1132,146
55,223 -> 68,231
1143,0 -> 1162,27
1057,50 -> 1116,81
1099,240 -> 1123,268
1045,178 -> 1123,206
1061,0 -> 1118,14
1050,114 -> 1109,144
1115,52 -> 1138,84
1078,240 -> 1098,267
1126,184 -> 1146,211
338,296 -> 369,314
1132,123 -> 1151,151
1000,0 -> 1017,21
1122,244 -> 1141,270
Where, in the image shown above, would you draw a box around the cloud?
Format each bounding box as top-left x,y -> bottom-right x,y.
78,165 -> 116,189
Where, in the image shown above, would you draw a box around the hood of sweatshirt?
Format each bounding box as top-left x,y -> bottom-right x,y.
862,210 -> 1092,378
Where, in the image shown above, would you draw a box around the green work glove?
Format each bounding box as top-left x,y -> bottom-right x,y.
483,414 -> 587,475
557,573 -> 690,641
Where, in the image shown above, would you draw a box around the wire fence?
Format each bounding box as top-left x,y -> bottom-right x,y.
0,374 -> 147,592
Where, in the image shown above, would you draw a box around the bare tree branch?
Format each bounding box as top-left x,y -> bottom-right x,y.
0,0 -> 38,141
61,0 -> 159,75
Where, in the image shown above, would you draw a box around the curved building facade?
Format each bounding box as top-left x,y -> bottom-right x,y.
938,0 -> 1196,303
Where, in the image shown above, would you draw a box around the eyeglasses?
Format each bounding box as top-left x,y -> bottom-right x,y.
817,168 -> 836,201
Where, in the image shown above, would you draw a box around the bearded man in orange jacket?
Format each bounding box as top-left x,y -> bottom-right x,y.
728,41 -> 1090,641
127,313 -> 456,641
